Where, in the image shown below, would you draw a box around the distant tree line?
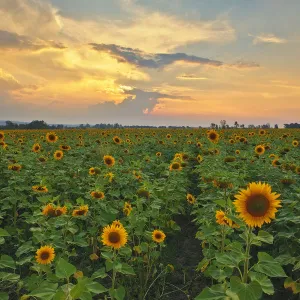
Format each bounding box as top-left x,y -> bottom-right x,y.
1,120 -> 299,130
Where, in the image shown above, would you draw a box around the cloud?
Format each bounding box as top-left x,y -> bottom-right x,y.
176,74 -> 209,80
88,88 -> 191,123
0,0 -> 62,39
249,33 -> 287,45
90,43 -> 224,68
0,30 -> 66,51
0,68 -> 21,90
227,61 -> 260,69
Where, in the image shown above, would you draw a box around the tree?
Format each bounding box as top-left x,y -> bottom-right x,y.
234,121 -> 239,128
220,120 -> 227,129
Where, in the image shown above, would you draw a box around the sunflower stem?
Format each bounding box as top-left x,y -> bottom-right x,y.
242,226 -> 252,283
111,249 -> 117,300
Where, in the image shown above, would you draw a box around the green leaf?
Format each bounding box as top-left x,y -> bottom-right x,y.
230,276 -> 262,300
55,258 -> 76,279
29,283 -> 58,299
118,263 -> 135,275
109,285 -> 126,300
195,284 -> 227,300
253,252 -> 287,278
53,289 -> 67,300
293,261 -> 300,272
0,292 -> 9,300
214,199 -> 226,208
254,231 -> 273,244
249,271 -> 274,295
0,229 -> 10,237
91,268 -> 107,280
215,252 -> 243,269
71,278 -> 89,299
16,242 -> 34,257
0,255 -> 15,269
86,281 -> 107,294
0,272 -> 20,282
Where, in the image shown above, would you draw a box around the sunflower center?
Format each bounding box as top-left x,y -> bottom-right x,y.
155,233 -> 162,240
246,194 -> 270,217
209,133 -> 217,139
77,210 -> 85,215
108,232 -> 121,243
40,251 -> 50,260
106,158 -> 112,164
49,135 -> 55,141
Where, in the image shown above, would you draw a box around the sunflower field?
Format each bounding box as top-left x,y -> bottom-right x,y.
0,128 -> 300,300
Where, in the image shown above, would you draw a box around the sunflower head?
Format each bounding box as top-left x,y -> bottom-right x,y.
272,159 -> 281,167
72,205 -> 89,217
137,189 -> 150,199
8,164 -> 22,171
46,132 -> 58,143
233,182 -> 281,227
207,130 -> 220,143
32,185 -> 48,193
186,193 -> 196,204
292,140 -> 299,147
54,150 -> 63,160
255,145 -> 265,155
169,161 -> 182,171
152,230 -> 166,243
103,155 -> 115,167
156,152 -> 162,157
32,143 -> 41,153
197,154 -> 203,163
35,245 -> 55,265
91,191 -> 105,199
113,136 -> 122,144
101,223 -> 128,249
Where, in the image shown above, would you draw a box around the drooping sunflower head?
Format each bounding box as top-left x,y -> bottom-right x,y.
35,245 -> 55,265
233,182 -> 281,227
101,224 -> 128,249
272,159 -> 281,167
255,145 -> 265,155
169,161 -> 182,171
103,155 -> 115,167
46,132 -> 58,143
137,189 -> 150,199
197,154 -> 203,163
8,164 -> 22,171
54,150 -> 64,160
207,130 -> 220,143
90,191 -> 105,199
32,185 -> 48,193
152,230 -> 166,243
216,210 -> 226,225
186,193 -> 196,204
72,205 -> 89,217
123,201 -> 132,216
32,143 -> 41,153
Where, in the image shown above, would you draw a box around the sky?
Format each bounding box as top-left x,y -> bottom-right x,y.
0,0 -> 300,127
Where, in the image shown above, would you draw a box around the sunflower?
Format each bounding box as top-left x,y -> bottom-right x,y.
35,245 -> 55,265
235,150 -> 240,155
259,129 -> 266,136
104,172 -> 114,182
89,167 -> 96,175
55,206 -> 67,216
197,154 -> 203,163
112,220 -> 124,228
103,155 -> 115,167
32,185 -> 48,193
72,205 -> 89,217
255,145 -> 265,155
292,140 -> 299,147
186,193 -> 196,204
42,204 -> 56,217
156,152 -> 162,157
0,131 -> 4,140
101,223 -> 128,249
152,230 -> 166,243
216,210 -> 226,225
207,130 -> 220,143
196,142 -> 202,148
295,167 -> 300,175
137,189 -> 150,199
46,132 -> 58,143
233,182 -> 281,227
113,136 -> 122,144
272,159 -> 281,167
166,134 -> 171,139
38,156 -> 47,163
90,191 -> 105,200
32,143 -> 41,153
169,161 -> 182,171
8,164 -> 22,171
60,145 -> 71,151
54,150 -> 63,160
